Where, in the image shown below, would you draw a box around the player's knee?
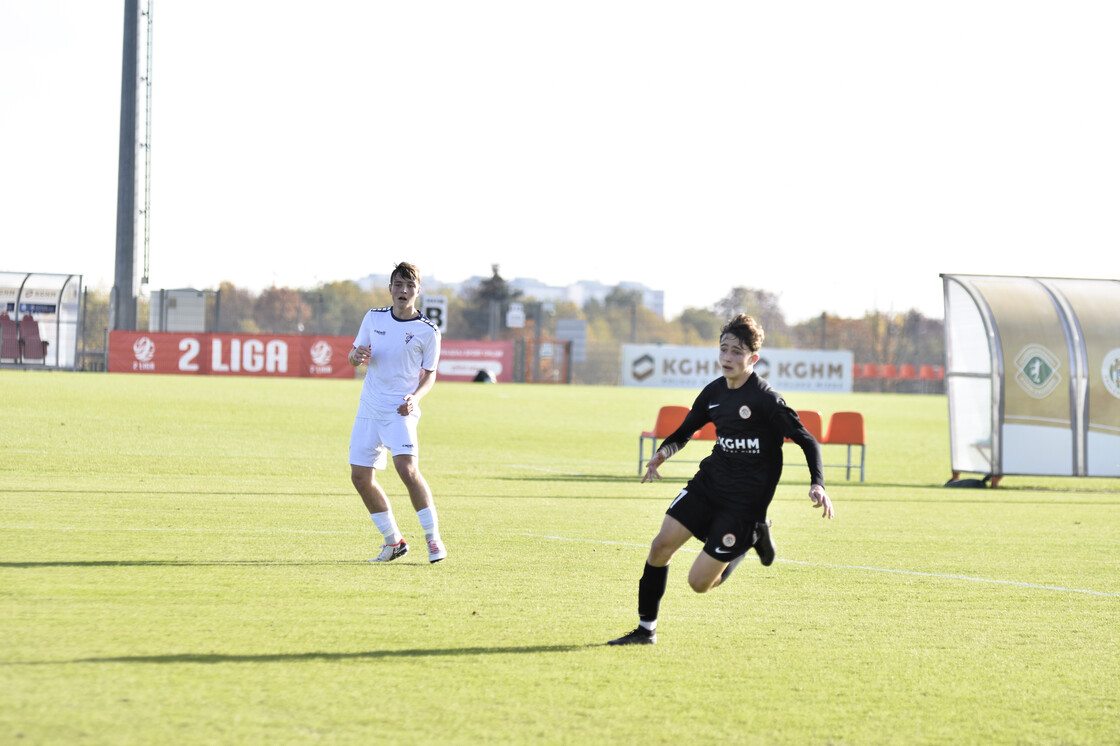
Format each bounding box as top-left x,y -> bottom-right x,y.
396,465 -> 423,489
350,466 -> 374,490
648,536 -> 676,565
688,577 -> 713,594
687,569 -> 719,594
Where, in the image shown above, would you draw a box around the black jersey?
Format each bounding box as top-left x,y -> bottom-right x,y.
657,374 -> 824,508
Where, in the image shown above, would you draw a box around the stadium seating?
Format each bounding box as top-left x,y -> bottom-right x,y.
854,362 -> 945,393
821,411 -> 866,481
918,364 -> 943,381
918,364 -> 944,393
0,312 -> 19,363
18,314 -> 48,364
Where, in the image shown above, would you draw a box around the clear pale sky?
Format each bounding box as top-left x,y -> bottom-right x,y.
2,1 -> 1117,323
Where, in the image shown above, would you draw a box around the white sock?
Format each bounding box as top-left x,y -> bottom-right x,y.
370,512 -> 401,545
639,620 -> 656,632
416,506 -> 440,541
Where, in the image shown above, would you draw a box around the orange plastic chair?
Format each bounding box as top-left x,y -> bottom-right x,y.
639,405 -> 689,474
917,364 -> 944,393
880,363 -> 899,379
822,411 -> 866,481
786,409 -> 824,443
695,422 -> 717,441
861,363 -> 880,379
898,364 -> 917,379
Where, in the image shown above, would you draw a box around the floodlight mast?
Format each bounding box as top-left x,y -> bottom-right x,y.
139,0 -> 153,290
111,0 -> 153,329
111,0 -> 138,330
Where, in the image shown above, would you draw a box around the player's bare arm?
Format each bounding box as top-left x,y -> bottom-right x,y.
809,484 -> 835,518
397,368 -> 437,416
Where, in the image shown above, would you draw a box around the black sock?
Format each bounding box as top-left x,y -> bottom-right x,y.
637,562 -> 669,623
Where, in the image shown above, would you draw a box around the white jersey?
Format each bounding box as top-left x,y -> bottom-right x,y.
353,307 -> 441,418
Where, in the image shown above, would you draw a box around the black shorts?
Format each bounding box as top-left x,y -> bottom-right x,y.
665,479 -> 762,562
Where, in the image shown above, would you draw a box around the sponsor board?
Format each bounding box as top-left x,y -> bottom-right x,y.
621,344 -> 852,392
437,341 -> 514,382
109,332 -> 354,378
109,332 -> 514,382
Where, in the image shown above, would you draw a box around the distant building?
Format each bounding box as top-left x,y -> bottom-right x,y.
356,274 -> 665,317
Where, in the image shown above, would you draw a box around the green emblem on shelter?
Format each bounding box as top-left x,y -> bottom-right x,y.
1023,355 -> 1053,386
1014,345 -> 1061,399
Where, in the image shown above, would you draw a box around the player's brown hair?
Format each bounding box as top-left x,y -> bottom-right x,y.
720,313 -> 765,353
390,262 -> 421,284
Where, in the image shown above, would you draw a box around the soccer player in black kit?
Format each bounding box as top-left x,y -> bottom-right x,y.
609,314 -> 835,646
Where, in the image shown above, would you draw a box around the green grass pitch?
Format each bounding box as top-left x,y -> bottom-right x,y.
1,370 -> 1117,744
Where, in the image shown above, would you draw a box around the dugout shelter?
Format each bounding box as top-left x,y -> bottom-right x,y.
0,271 -> 83,370
942,274 -> 1120,483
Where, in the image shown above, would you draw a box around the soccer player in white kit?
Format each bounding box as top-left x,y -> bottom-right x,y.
348,262 -> 446,563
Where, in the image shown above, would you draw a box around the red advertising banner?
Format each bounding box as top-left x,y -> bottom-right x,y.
109,332 -> 515,382
109,332 -> 355,379
437,340 -> 514,382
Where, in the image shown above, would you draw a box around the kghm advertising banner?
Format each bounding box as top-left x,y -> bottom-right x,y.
942,274 -> 1120,479
621,344 -> 853,393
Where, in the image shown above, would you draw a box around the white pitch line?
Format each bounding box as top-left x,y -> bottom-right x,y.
508,464 -> 587,476
525,533 -> 1120,598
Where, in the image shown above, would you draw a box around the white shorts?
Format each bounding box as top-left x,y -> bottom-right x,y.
349,415 -> 420,469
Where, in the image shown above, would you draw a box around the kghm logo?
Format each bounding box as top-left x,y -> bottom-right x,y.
1102,348 -> 1120,400
1014,344 -> 1061,399
631,353 -> 655,382
718,436 -> 761,454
